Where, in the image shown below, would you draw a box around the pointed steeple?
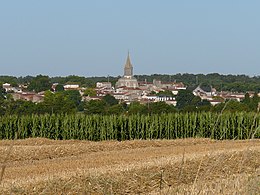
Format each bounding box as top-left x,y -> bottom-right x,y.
125,51 -> 132,68
124,51 -> 133,77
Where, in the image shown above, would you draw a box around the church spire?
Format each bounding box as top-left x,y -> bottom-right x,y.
124,51 -> 133,77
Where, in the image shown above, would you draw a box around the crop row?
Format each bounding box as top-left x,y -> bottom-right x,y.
0,113 -> 259,140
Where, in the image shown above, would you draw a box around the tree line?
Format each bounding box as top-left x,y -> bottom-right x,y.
1,87 -> 260,116
1,73 -> 260,92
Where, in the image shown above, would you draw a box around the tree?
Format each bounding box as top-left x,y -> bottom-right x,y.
4,99 -> 37,115
148,101 -> 176,114
128,102 -> 148,114
55,84 -> 64,92
250,92 -> 260,111
27,75 -> 51,92
181,105 -> 197,112
40,91 -> 78,114
175,90 -> 196,109
191,96 -> 201,106
200,83 -> 212,92
242,93 -> 250,105
212,100 -> 249,113
0,76 -> 18,87
0,98 -> 5,115
107,104 -> 125,115
62,90 -> 82,107
176,89 -> 212,112
197,105 -> 211,112
197,99 -> 211,107
84,100 -> 107,114
149,91 -> 157,95
83,88 -> 96,96
241,92 -> 260,111
0,86 -> 6,100
157,90 -> 173,97
103,94 -> 118,106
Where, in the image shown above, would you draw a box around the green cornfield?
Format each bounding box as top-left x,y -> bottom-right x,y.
0,112 -> 259,140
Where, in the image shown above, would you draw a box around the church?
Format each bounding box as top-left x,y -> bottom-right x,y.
115,53 -> 139,88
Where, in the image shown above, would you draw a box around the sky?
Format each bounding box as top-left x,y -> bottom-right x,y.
0,0 -> 260,77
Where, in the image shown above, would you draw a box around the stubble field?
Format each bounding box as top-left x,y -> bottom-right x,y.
0,138 -> 259,194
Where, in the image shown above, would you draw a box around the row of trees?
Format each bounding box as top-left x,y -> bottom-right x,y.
0,75 -> 117,91
0,88 -> 83,115
1,87 -> 260,116
2,73 -> 260,92
137,73 -> 260,92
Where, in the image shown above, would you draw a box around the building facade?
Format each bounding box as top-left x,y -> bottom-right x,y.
115,53 -> 139,88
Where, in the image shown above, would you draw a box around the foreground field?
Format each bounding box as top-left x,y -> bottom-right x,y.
0,138 -> 259,194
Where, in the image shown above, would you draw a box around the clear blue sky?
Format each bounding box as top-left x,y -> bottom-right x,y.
0,0 -> 260,77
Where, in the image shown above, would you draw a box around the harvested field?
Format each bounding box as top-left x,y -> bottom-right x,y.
0,138 -> 259,194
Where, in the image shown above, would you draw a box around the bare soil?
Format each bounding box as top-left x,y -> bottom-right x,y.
0,138 -> 259,194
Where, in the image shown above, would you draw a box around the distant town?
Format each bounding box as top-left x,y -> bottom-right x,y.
1,53 -> 259,108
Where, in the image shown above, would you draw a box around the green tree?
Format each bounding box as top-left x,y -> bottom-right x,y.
200,83 -> 212,92
55,84 -> 64,92
84,100 -> 107,114
242,93 -> 251,105
181,105 -> 197,112
0,86 -> 6,99
0,98 -> 5,115
212,100 -> 249,113
107,104 -> 125,115
128,102 -> 148,114
251,92 -> 260,110
0,76 -> 18,87
148,101 -> 176,114
103,94 -> 118,106
27,75 -> 51,92
83,88 -> 96,96
157,90 -> 173,97
149,91 -> 157,95
197,99 -> 211,107
197,105 -> 212,112
62,90 -> 82,107
242,92 -> 260,111
191,96 -> 201,106
4,99 -> 37,115
40,91 -> 77,114
176,90 -> 195,109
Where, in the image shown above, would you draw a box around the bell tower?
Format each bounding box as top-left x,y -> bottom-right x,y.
115,52 -> 139,89
124,52 -> 133,78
